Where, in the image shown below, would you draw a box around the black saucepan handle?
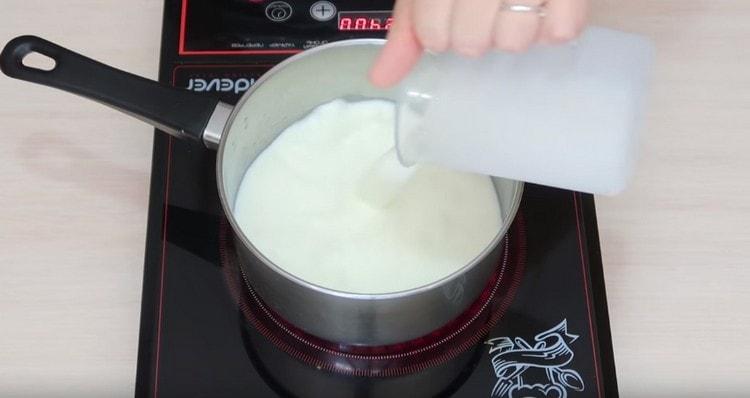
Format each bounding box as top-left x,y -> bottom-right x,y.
0,35 -> 223,143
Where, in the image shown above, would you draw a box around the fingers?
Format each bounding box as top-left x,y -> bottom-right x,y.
413,0 -> 454,52
370,0 -> 590,87
539,0 -> 588,44
369,0 -> 423,88
449,0 -> 501,56
493,0 -> 587,51
494,3 -> 542,52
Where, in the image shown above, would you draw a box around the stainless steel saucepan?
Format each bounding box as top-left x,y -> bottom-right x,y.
1,36 -> 523,346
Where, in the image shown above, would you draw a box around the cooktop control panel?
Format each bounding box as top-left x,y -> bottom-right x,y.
180,0 -> 394,54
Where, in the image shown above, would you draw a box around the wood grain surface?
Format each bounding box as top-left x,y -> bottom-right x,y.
1,1 -> 749,397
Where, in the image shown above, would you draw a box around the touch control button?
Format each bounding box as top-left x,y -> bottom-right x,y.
266,1 -> 293,22
310,1 -> 336,22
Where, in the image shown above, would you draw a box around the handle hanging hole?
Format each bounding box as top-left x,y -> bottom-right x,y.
21,52 -> 56,71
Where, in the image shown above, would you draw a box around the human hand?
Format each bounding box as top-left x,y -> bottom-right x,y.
369,0 -> 589,87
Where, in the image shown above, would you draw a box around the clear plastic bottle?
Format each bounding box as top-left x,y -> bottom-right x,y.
395,27 -> 654,195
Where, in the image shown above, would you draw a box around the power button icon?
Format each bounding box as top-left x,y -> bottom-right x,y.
265,1 -> 293,22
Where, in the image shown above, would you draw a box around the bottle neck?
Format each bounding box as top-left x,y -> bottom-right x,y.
394,53 -> 441,166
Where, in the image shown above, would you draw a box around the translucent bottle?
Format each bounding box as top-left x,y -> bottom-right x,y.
395,27 -> 654,195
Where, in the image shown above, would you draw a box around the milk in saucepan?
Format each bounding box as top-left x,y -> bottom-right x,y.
233,99 -> 502,294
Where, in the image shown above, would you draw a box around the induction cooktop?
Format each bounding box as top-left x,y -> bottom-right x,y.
134,1 -> 618,397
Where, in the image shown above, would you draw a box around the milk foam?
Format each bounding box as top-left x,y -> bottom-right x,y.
233,99 -> 502,294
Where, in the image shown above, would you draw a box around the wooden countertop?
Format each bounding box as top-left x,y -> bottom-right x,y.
1,1 -> 748,396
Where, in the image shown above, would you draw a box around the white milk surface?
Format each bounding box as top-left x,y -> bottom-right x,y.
233,99 -> 502,294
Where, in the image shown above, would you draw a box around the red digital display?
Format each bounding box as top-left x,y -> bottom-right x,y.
338,11 -> 393,31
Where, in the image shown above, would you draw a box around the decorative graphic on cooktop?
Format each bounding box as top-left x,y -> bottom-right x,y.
486,319 -> 585,398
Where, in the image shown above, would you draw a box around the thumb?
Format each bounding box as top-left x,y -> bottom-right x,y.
369,0 -> 423,88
